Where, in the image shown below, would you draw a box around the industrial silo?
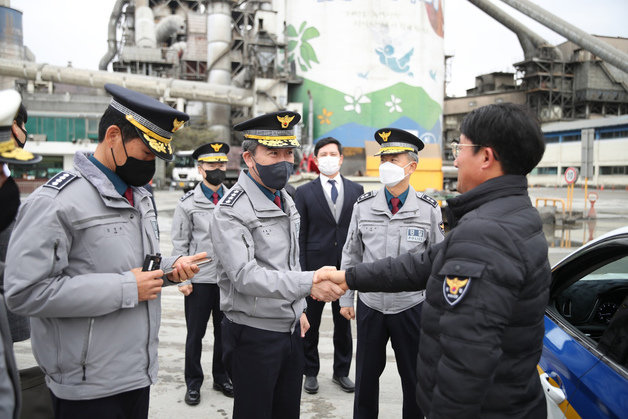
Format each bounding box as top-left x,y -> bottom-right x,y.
284,0 -> 444,189
0,1 -> 24,89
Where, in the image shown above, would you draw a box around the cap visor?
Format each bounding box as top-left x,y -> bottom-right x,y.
136,128 -> 174,162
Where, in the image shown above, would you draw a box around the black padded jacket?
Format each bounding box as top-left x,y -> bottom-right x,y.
346,175 -> 551,419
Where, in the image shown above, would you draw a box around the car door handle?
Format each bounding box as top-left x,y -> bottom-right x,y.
540,372 -> 566,404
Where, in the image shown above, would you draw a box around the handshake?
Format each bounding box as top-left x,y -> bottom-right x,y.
310,266 -> 348,302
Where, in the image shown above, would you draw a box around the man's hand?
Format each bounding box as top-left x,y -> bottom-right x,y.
314,269 -> 348,290
340,306 -> 355,320
132,268 -> 164,301
311,280 -> 345,302
313,265 -> 338,283
300,312 -> 310,337
178,283 -> 193,296
167,252 -> 207,282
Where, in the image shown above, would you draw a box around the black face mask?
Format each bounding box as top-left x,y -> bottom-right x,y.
252,157 -> 293,190
111,141 -> 156,187
204,169 -> 226,186
14,125 -> 27,148
0,176 -> 20,232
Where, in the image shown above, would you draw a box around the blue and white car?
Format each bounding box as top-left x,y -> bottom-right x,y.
541,227 -> 628,418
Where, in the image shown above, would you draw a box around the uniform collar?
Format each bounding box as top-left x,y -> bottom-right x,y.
200,182 -> 224,201
246,170 -> 281,203
239,170 -> 286,214
88,154 -> 128,196
384,186 -> 409,211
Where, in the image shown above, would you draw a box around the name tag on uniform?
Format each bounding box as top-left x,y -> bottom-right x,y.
407,228 -> 426,243
151,219 -> 160,240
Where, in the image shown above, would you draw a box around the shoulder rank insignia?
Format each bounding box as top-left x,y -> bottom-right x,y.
43,171 -> 78,191
180,190 -> 194,202
418,192 -> 438,208
357,190 -> 376,203
443,276 -> 471,306
221,189 -> 244,207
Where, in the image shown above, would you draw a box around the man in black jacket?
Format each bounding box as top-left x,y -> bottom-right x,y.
317,103 -> 550,419
294,137 -> 363,394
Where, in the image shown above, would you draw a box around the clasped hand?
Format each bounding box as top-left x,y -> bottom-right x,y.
310,266 -> 349,302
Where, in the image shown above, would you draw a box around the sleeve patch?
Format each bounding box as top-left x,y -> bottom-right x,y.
179,190 -> 194,202
43,172 -> 78,191
357,190 -> 376,203
418,192 -> 438,208
221,189 -> 244,207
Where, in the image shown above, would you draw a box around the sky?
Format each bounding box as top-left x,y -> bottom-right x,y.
10,0 -> 628,97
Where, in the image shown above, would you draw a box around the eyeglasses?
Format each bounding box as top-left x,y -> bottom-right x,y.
450,142 -> 482,158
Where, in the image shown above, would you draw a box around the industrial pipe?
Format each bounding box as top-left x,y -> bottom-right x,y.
498,0 -> 628,73
0,58 -> 254,107
99,0 -> 128,70
468,0 -> 561,60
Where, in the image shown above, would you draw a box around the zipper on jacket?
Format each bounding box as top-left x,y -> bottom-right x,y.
241,234 -> 251,259
80,318 -> 95,381
50,239 -> 61,276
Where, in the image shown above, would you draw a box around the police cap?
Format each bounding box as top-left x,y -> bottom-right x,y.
104,83 -> 190,162
192,142 -> 230,163
233,111 -> 301,148
374,127 -> 424,156
0,89 -> 41,165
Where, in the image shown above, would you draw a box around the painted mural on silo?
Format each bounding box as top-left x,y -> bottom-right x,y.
285,0 -> 444,184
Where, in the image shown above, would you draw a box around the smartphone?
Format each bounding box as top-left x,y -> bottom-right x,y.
163,257 -> 212,275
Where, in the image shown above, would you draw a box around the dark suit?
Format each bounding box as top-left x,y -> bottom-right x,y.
294,176 -> 363,378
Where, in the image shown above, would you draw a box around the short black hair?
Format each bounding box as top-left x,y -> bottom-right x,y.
15,104 -> 27,126
314,137 -> 342,157
460,103 -> 545,175
98,107 -> 140,143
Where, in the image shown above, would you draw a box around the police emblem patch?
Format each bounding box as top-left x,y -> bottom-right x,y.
406,227 -> 426,243
443,276 -> 471,306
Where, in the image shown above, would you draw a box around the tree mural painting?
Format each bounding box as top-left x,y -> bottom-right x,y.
286,21 -> 320,72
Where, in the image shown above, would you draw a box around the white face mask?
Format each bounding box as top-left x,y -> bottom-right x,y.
317,155 -> 341,176
379,161 -> 410,187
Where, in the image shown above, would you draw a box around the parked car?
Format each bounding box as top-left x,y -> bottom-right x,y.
541,226 -> 628,418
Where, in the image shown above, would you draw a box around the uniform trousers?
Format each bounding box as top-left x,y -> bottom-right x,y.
222,318 -> 304,419
354,298 -> 423,419
184,283 -> 227,390
50,386 -> 150,419
304,296 -> 352,377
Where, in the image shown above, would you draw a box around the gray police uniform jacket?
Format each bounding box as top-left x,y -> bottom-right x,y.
171,182 -> 229,284
4,152 -> 179,400
0,296 -> 20,419
210,171 -> 313,333
340,187 -> 444,314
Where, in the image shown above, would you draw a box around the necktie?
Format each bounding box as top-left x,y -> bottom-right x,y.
211,192 -> 219,205
328,179 -> 338,204
124,186 -> 134,207
273,194 -> 282,209
391,197 -> 400,215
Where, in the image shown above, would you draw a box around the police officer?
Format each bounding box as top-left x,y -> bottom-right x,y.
5,84 -> 205,419
172,142 -> 233,405
0,89 -> 41,419
0,90 -> 41,344
339,128 -> 444,419
210,111 -> 344,419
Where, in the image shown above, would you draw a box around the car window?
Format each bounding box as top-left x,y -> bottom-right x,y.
554,255 -> 628,367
